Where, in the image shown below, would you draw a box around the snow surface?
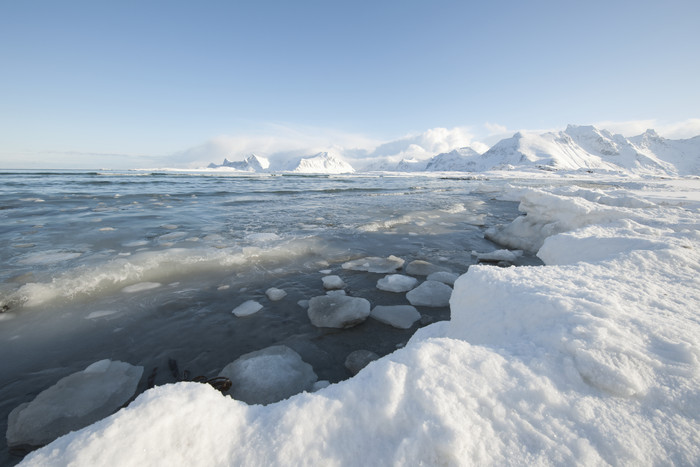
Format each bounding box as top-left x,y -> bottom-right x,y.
17,178 -> 700,466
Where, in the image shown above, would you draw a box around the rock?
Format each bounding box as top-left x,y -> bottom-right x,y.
6,360 -> 143,447
265,288 -> 287,301
405,260 -> 452,276
218,345 -> 317,405
322,275 -> 345,290
307,295 -> 370,328
426,271 -> 459,285
370,305 -> 421,329
344,350 -> 380,375
376,274 -> 418,292
341,255 -> 405,273
232,300 -> 263,317
406,280 -> 453,307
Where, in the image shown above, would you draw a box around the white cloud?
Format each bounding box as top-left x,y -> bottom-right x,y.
593,118 -> 700,139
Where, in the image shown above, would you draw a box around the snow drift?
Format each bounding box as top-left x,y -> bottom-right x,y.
18,181 -> 700,466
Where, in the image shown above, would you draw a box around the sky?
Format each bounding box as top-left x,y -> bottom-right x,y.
1,0 -> 699,169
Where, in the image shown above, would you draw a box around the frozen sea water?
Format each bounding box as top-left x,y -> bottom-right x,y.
0,170 -> 547,463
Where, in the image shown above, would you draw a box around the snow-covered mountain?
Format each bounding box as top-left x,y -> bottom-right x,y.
208,154 -> 270,172
475,125 -> 699,175
204,125 -> 699,176
285,152 -> 355,174
424,147 -> 481,171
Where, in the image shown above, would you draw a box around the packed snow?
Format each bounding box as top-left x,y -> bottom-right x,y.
13,175 -> 700,466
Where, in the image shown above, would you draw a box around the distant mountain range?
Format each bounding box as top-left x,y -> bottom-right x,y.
206,125 -> 700,176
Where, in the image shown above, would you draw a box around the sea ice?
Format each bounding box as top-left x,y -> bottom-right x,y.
341,255 -> 405,273
376,274 -> 418,292
426,271 -> 459,285
218,345 -> 317,405
406,280 -> 452,307
265,287 -> 287,301
344,350 -> 380,375
322,275 -> 345,290
471,249 -> 523,262
370,305 -> 421,329
405,260 -> 451,276
121,282 -> 161,293
232,300 -> 263,317
6,360 -> 143,447
307,295 -> 370,328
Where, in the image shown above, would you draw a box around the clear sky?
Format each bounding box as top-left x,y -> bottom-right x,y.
1,0 -> 699,168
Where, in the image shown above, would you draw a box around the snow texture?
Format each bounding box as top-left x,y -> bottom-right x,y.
218,345 -> 317,405
18,181 -> 700,467
7,360 -> 143,447
376,274 -> 418,292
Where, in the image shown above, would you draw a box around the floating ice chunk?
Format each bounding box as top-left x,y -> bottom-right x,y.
319,269 -> 332,274
342,255 -> 405,273
426,271 -> 459,285
326,290 -> 346,296
122,240 -> 149,247
376,274 -> 418,293
6,360 -> 143,447
161,224 -> 178,230
406,280 -> 452,307
307,295 -> 370,328
99,227 -> 116,231
218,345 -> 317,405
322,275 -> 345,290
405,260 -> 451,276
85,310 -> 119,320
344,350 -> 380,375
297,299 -> 310,309
121,282 -> 161,293
370,305 -> 421,329
232,300 -> 263,317
472,249 -> 523,263
265,288 -> 287,301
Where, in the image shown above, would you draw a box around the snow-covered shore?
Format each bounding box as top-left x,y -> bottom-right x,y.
18,176 -> 700,466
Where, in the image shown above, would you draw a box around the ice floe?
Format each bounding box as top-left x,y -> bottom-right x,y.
341,255 -> 405,273
376,274 -> 418,292
406,280 -> 453,307
307,295 -> 370,328
232,300 -> 263,317
370,305 -> 421,329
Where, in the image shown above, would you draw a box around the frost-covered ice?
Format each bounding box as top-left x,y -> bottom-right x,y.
218,345 -> 317,405
405,280 -> 453,307
14,178 -> 700,466
376,274 -> 418,292
370,305 -> 421,329
306,295 -> 371,328
405,260 -> 451,276
344,350 -> 380,375
426,271 -> 459,285
265,287 -> 287,301
471,249 -> 523,262
341,255 -> 405,273
7,360 -> 143,447
232,300 -> 263,317
321,275 -> 345,290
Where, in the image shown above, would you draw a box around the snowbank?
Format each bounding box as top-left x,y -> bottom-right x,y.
19,183 -> 700,466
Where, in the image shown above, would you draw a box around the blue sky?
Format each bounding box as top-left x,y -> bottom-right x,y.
1,0 -> 699,168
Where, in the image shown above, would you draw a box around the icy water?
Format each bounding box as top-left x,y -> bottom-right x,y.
0,170 -> 539,463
